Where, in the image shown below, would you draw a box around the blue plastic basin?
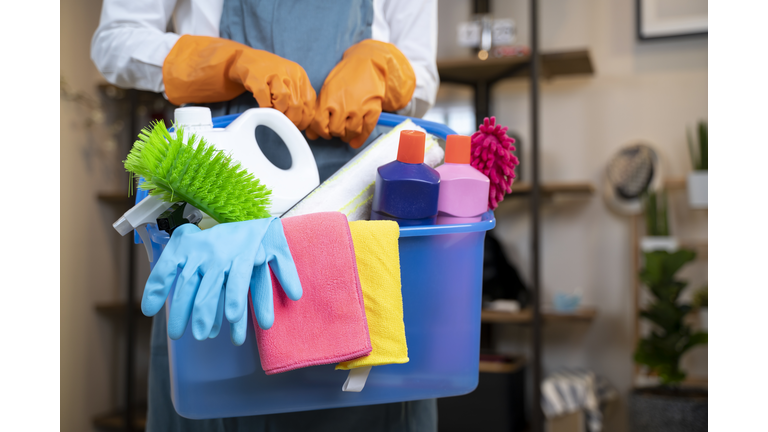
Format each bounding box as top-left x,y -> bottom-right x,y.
138,112 -> 495,418
146,211 -> 495,419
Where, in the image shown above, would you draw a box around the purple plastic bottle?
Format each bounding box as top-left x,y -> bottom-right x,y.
371,130 -> 441,226
435,135 -> 490,224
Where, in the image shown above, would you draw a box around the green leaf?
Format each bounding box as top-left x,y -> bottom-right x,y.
684,331 -> 708,350
644,191 -> 658,236
640,301 -> 691,330
658,365 -> 686,386
640,250 -> 696,287
687,127 -> 699,170
643,190 -> 671,236
658,190 -> 669,236
692,286 -> 708,308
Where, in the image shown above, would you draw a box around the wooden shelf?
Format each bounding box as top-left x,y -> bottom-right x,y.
93,408 -> 146,431
481,307 -> 597,324
437,49 -> 594,84
95,302 -> 152,322
542,308 -> 598,322
664,177 -> 687,190
479,357 -> 526,374
507,181 -> 595,197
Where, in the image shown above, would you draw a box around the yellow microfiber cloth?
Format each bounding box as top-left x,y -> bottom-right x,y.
336,220 -> 409,370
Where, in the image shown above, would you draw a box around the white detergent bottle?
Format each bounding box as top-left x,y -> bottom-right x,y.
174,107 -> 320,221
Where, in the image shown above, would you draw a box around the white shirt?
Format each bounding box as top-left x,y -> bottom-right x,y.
91,0 -> 438,117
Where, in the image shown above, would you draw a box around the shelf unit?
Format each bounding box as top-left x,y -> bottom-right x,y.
93,87 -> 176,432
437,50 -> 593,82
434,2 -> 595,431
437,49 -> 594,130
95,183 -> 139,432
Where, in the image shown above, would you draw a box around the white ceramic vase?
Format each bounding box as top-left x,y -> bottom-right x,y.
687,171 -> 708,209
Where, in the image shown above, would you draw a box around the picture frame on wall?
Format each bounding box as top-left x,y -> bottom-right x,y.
636,0 -> 707,40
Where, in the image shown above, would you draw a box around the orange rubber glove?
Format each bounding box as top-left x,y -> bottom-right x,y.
162,35 -> 316,130
306,39 -> 416,149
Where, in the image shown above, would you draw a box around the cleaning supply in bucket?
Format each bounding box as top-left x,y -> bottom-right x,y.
174,106 -> 319,217
142,217 -> 302,345
156,202 -> 204,235
253,212 -> 372,375
337,220 -> 408,371
435,135 -> 490,224
115,120 -> 273,261
370,130 -> 441,226
282,119 -> 444,221
123,120 -> 272,223
470,117 -> 520,210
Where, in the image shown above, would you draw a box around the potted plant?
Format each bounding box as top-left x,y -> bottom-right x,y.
640,189 -> 678,252
692,285 -> 707,331
630,249 -> 708,432
687,120 -> 707,208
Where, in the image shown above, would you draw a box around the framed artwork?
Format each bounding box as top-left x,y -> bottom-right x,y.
636,0 -> 708,40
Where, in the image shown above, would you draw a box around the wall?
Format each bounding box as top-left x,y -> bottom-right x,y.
434,1 -> 707,431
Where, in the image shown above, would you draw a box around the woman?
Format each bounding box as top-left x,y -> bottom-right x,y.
91,1 -> 439,431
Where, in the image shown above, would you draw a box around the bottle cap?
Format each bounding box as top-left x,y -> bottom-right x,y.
445,135 -> 472,164
175,107 -> 213,128
397,130 -> 426,164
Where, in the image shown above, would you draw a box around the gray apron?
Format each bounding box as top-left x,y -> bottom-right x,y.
207,0 -> 388,182
145,1 -> 436,431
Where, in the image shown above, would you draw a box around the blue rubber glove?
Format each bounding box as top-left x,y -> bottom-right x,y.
141,218 -> 302,345
249,217 -> 303,330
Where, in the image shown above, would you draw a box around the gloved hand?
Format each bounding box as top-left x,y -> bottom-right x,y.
163,35 -> 316,130
248,215 -> 303,332
141,218 -> 302,345
306,39 -> 416,149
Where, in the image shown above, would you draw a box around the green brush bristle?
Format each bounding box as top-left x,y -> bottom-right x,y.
124,120 -> 272,223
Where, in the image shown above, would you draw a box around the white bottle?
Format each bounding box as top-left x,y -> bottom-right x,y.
174,107 -> 320,219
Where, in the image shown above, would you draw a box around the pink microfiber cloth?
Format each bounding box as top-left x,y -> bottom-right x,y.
252,212 -> 372,375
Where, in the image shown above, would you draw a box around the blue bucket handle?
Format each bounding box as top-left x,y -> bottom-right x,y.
211,112 -> 455,140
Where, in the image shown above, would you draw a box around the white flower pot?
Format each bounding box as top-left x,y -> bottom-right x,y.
699,307 -> 707,331
687,171 -> 708,209
640,236 -> 679,253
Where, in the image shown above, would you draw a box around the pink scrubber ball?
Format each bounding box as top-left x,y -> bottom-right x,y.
470,117 -> 520,210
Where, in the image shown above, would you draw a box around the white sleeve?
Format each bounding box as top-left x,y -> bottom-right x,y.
373,0 -> 439,118
91,0 -> 181,93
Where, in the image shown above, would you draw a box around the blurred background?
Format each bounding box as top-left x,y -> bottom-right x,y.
61,0 -> 707,431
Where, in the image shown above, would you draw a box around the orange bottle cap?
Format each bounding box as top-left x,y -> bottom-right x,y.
445,135 -> 471,164
397,130 -> 426,164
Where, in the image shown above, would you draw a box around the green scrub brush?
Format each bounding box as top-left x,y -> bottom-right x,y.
124,120 -> 272,223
